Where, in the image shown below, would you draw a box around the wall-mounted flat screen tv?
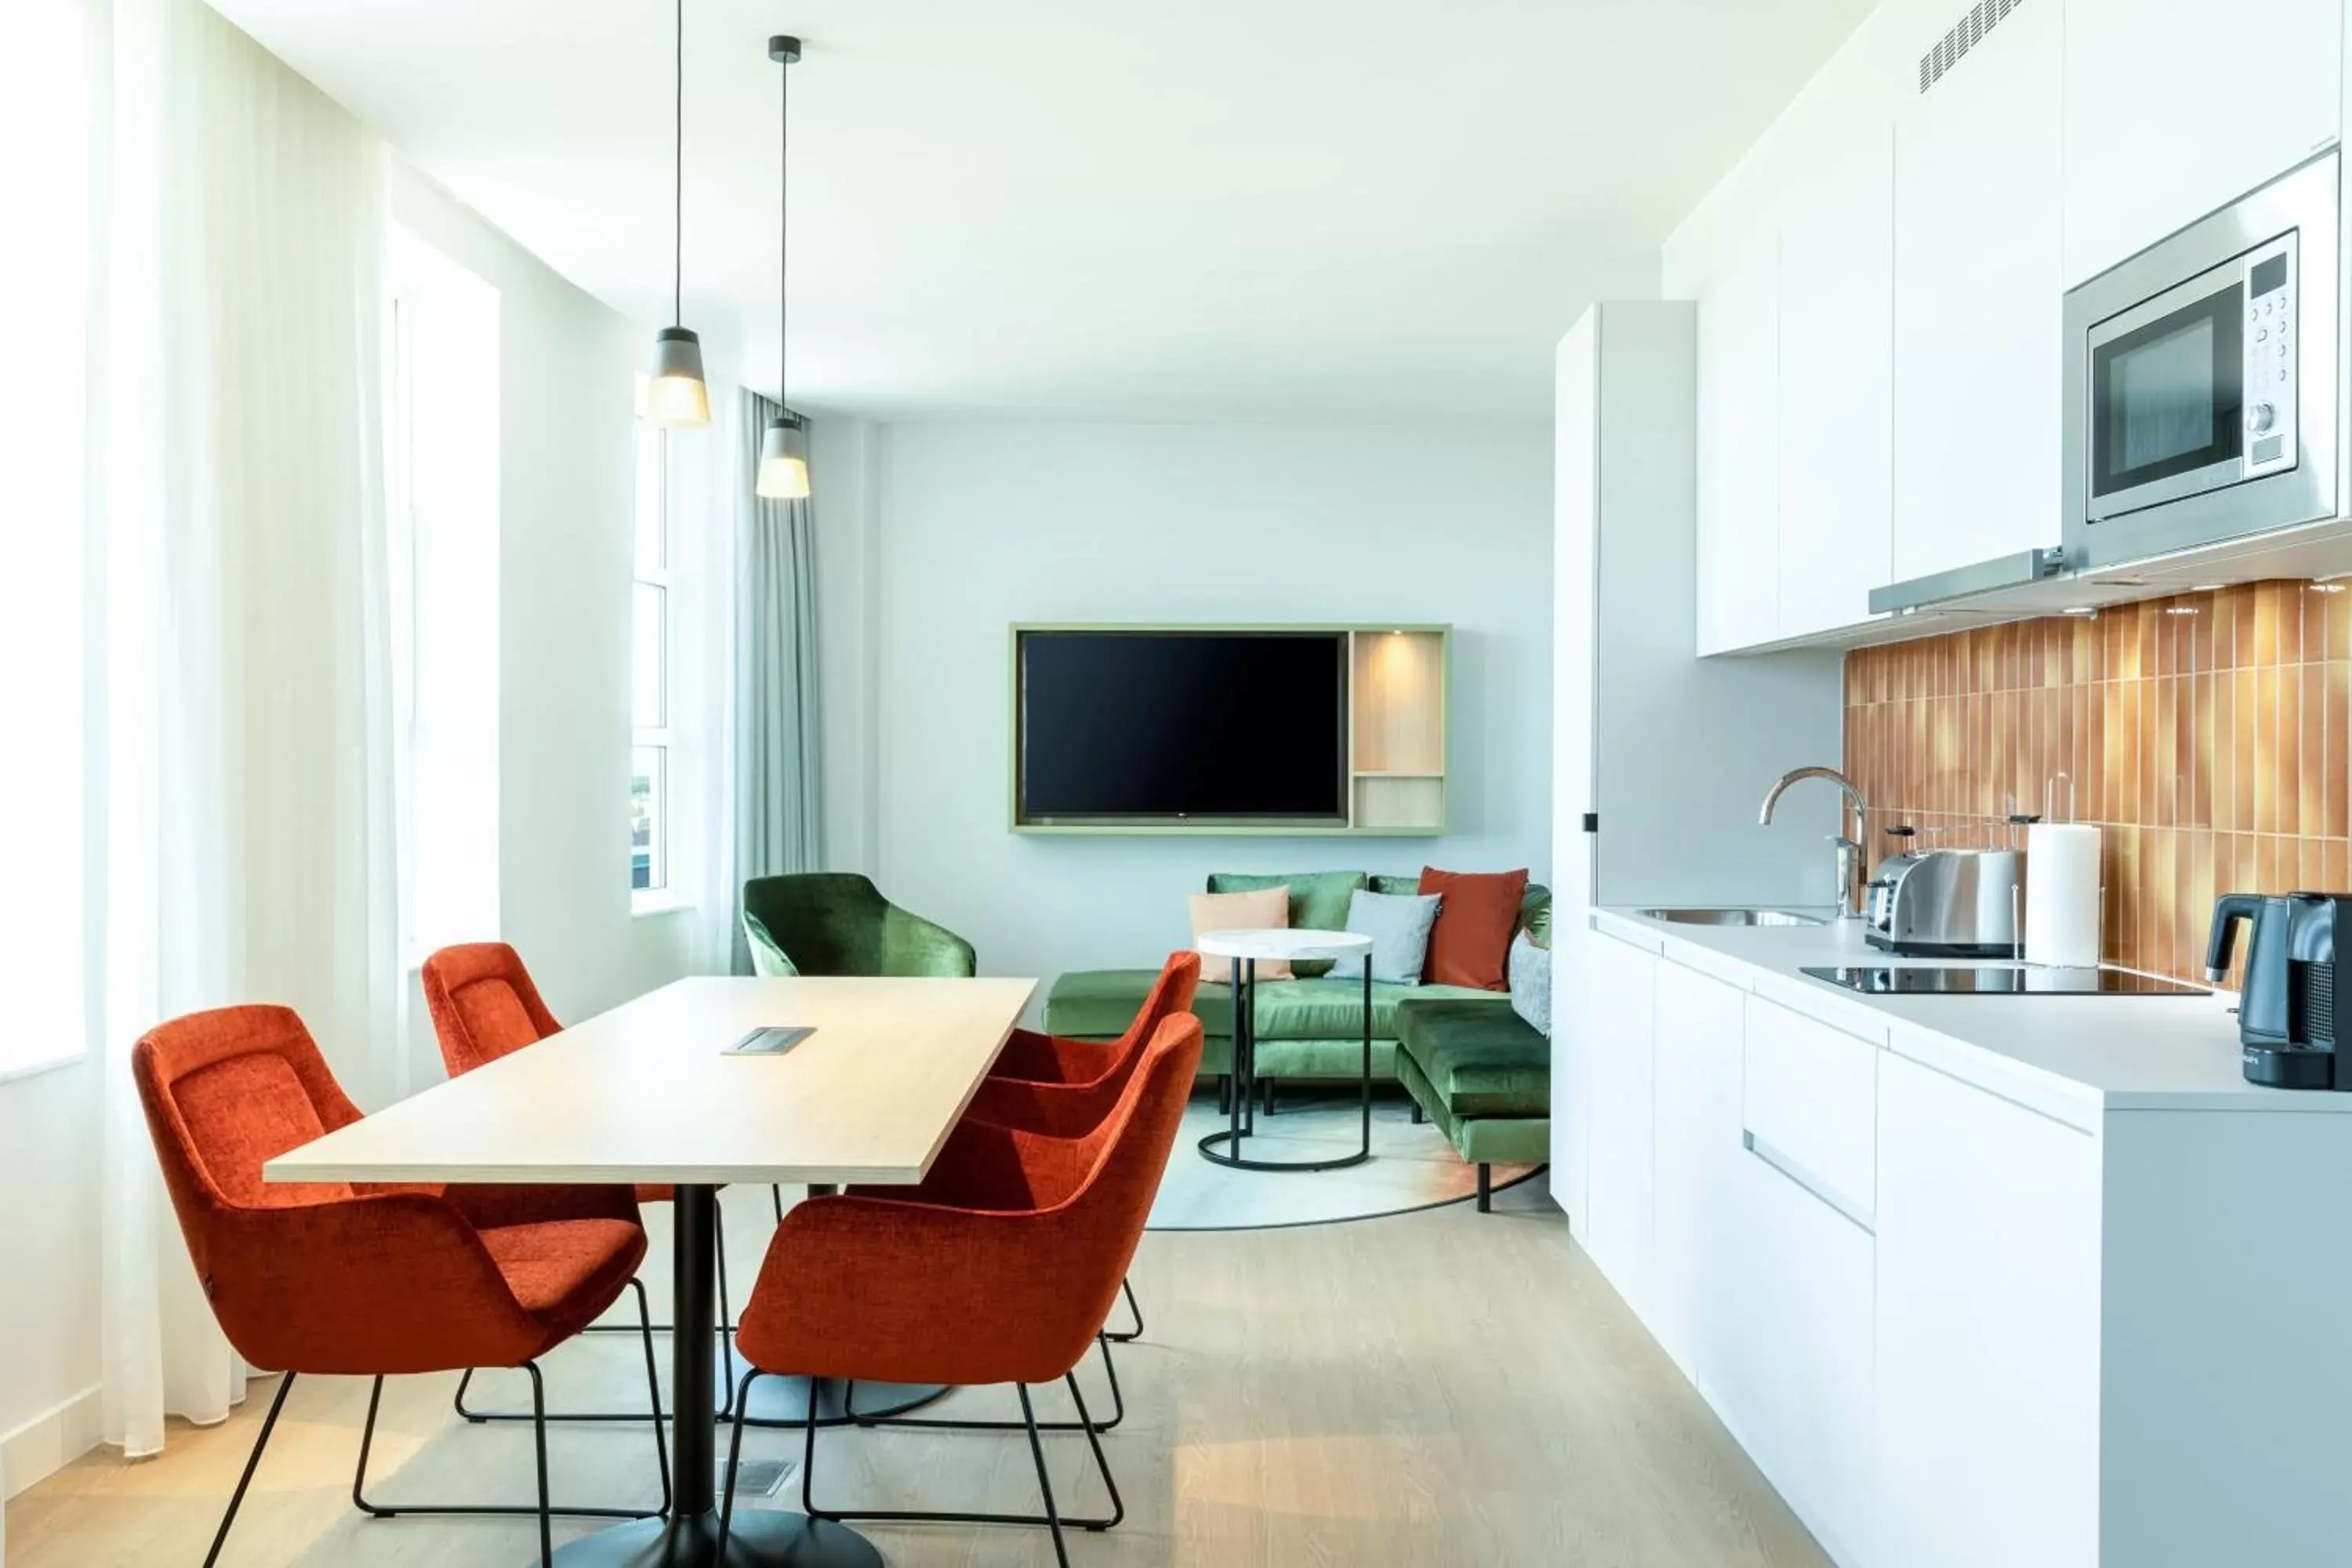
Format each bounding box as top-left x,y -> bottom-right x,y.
1016,629 -> 1348,826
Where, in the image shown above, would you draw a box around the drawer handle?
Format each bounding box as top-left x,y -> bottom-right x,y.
1743,1129 -> 1875,1235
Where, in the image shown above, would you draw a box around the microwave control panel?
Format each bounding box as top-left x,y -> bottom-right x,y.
2245,233 -> 2298,477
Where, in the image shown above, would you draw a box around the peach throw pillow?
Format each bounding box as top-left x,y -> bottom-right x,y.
1189,887 -> 1293,983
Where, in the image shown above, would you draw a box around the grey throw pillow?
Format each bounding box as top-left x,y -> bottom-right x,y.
1323,888 -> 1443,985
1508,930 -> 1552,1036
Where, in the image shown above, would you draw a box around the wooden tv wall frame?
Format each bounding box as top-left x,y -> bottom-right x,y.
1009,622 -> 1450,837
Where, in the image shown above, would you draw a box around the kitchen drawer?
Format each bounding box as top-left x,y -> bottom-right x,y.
1742,994 -> 1877,1225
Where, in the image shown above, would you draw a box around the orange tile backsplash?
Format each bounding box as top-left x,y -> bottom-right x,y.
1843,581 -> 2352,984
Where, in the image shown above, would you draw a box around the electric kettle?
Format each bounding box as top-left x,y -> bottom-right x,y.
2207,891 -> 2352,1089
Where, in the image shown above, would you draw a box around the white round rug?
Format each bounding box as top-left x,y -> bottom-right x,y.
1148,1091 -> 1544,1230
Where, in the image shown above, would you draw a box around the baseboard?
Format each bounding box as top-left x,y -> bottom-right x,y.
2,1385 -> 103,1502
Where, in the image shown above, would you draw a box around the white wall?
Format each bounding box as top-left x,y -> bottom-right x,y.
0,1059 -> 103,1491
818,419 -> 1555,992
388,165 -> 704,1086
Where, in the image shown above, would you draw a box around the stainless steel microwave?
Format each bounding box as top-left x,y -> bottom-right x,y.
2063,154 -> 2340,572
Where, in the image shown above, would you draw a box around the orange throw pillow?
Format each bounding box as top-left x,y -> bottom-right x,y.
1189,887 -> 1293,983
1418,866 -> 1528,991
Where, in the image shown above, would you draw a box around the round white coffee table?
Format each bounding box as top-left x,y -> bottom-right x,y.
1196,928 -> 1376,1172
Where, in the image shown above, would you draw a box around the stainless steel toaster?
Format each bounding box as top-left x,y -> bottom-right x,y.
1864,848 -> 2027,957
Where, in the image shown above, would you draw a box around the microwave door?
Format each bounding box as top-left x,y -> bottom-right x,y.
2087,264 -> 2245,522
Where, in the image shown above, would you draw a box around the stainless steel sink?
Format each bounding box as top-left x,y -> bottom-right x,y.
1635,907 -> 1828,928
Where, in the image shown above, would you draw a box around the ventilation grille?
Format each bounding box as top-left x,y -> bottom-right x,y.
2299,960 -> 2336,1044
1919,0 -> 2024,94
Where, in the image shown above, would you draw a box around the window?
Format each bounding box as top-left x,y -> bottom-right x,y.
631,397 -> 673,902
0,0 -> 89,1076
387,230 -> 501,964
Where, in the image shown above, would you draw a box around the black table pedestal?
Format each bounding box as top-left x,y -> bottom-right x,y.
546,1185 -> 884,1568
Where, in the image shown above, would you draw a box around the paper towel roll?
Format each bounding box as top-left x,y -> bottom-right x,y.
2025,823 -> 2102,968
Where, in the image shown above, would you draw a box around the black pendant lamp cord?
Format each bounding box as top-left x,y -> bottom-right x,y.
672,0 -> 684,328
779,46 -> 788,416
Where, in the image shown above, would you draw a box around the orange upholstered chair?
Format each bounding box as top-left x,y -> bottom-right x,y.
897,949 -> 1201,1382
420,940 -> 750,1410
720,1011 -> 1205,1564
133,1004 -> 666,1567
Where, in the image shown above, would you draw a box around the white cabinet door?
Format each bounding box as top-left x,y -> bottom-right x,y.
1696,235 -> 1780,654
1647,959 -> 1744,1392
1875,1049 -> 2101,1568
1580,938 -> 1657,1312
1777,131 -> 1893,639
1892,0 -> 2064,585
2064,0 -> 2341,286
1722,1140 -> 1876,1568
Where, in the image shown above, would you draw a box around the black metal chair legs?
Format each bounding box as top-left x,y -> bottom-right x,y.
1477,1162 -> 1493,1212
718,1367 -> 1121,1567
203,1344 -> 670,1568
846,1331 -> 1126,1434
1102,1275 -> 1145,1343
355,1354 -> 670,1535
202,1370 -> 296,1568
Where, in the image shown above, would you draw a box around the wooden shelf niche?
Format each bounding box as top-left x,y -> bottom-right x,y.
1350,628 -> 1447,833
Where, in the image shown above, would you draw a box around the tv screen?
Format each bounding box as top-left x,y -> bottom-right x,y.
1018,630 -> 1348,823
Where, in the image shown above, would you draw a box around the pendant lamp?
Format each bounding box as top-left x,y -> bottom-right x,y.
755,34 -> 811,500
644,0 -> 710,427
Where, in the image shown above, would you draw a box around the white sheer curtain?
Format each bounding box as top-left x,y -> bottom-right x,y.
85,0 -> 399,1457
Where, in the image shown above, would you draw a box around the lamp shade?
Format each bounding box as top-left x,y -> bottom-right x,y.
755,417 -> 811,500
645,327 -> 710,428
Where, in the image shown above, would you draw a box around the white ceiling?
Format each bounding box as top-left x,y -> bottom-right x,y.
210,0 -> 1874,421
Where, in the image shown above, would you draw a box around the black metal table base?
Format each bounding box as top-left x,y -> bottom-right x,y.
719,1369 -> 948,1428
1196,952 -> 1373,1173
546,1185 -> 886,1568
546,1508 -> 881,1566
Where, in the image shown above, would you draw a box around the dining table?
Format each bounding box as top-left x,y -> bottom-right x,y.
267,973 -> 1038,1567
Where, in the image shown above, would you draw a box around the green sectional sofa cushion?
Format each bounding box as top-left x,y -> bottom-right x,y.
1048,967 -> 1237,1040
1204,871 -> 1367,978
1043,970 -> 1495,1045
1392,996 -> 1549,1116
1396,1050 -> 1552,1165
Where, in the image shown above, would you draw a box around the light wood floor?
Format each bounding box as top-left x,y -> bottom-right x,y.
3,1180 -> 1829,1567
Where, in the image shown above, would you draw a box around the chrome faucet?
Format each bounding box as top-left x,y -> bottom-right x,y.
1759,766 -> 1869,920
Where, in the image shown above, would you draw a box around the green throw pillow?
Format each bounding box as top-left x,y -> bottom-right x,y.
1522,894 -> 1552,950
1205,871 -> 1367,978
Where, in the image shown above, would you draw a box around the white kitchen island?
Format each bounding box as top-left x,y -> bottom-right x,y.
1559,908 -> 2352,1568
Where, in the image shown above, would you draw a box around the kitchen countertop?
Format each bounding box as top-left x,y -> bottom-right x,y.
1591,906 -> 2352,1129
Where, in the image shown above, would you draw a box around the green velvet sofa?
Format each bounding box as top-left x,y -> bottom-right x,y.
1040,873 -> 1549,1109
1392,996 -> 1550,1211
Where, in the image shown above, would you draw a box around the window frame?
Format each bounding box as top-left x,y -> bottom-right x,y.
630,411 -> 681,914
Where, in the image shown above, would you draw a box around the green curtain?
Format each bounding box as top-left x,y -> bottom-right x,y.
734,390 -> 823,971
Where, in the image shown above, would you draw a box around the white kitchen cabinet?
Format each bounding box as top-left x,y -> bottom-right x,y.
2063,0 -> 2341,287
1578,938 -> 1657,1312
1695,236 -> 1780,654
1777,130 -> 1893,639
1892,0 -> 2064,585
1874,1050 -> 2100,1568
1549,302 -> 1842,919
1646,959 -> 1744,1392
1740,993 -> 1878,1223
1722,1136 -> 1876,1568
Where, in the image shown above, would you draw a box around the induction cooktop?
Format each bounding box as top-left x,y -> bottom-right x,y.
1798,966 -> 2211,997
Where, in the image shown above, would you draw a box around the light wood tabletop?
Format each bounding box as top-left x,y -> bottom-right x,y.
265,975 -> 1037,1189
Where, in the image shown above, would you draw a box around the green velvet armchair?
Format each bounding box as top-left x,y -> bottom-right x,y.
740,873 -> 977,978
